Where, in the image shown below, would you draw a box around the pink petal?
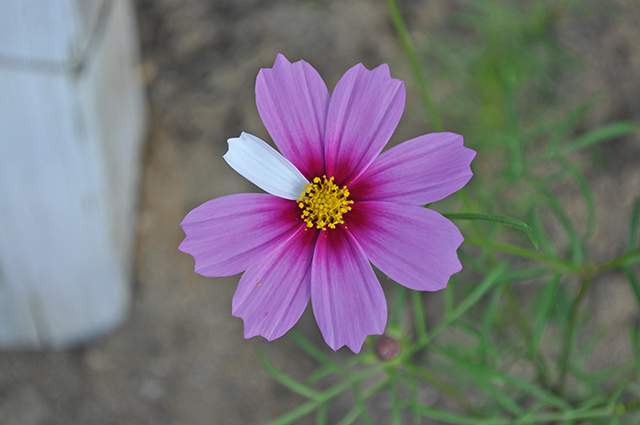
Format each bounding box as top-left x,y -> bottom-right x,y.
350,133 -> 476,205
346,201 -> 463,291
311,228 -> 387,353
232,226 -> 317,340
255,54 -> 329,179
324,63 -> 405,184
179,194 -> 302,277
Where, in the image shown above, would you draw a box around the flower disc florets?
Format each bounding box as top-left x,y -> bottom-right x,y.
297,175 -> 354,230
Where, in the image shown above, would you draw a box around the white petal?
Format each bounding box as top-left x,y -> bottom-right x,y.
223,132 -> 310,200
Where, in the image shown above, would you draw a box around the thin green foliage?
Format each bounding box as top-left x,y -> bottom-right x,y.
256,348 -> 321,400
558,121 -> 638,156
554,155 -> 597,239
418,261 -> 509,350
262,0 -> 640,423
528,208 -> 557,256
536,186 -> 585,266
543,98 -> 599,156
558,277 -> 591,394
631,323 -> 640,379
445,212 -> 539,249
529,274 -> 561,356
410,291 -> 427,343
408,403 -> 614,425
385,0 -> 444,131
624,267 -> 640,312
628,198 -> 640,252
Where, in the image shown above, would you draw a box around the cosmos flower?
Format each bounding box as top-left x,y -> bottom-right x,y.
179,54 -> 475,353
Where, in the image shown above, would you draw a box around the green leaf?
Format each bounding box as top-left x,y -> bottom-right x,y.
599,248 -> 640,272
461,367 -> 524,416
538,186 -> 584,266
335,378 -> 389,425
628,198 -> 640,252
518,121 -> 556,148
567,356 -> 631,395
528,208 -> 556,256
414,261 -> 509,353
456,320 -> 502,365
405,403 -> 480,425
352,383 -> 374,425
545,97 -> 598,156
334,406 -> 363,425
388,285 -> 408,334
529,274 -> 561,356
464,237 -> 577,273
622,267 -> 640,312
406,396 -> 613,423
436,345 -> 571,411
503,266 -> 554,281
289,330 -> 350,378
403,363 -> 481,416
560,121 -> 638,156
556,156 -> 596,240
411,291 -> 428,343
315,404 -> 327,425
606,377 -> 631,410
256,348 -> 321,400
389,378 -> 401,425
386,0 -> 444,131
480,280 -> 507,355
444,212 -> 539,249
444,282 -> 454,321
266,400 -> 319,425
403,369 -> 422,424
450,263 -> 509,327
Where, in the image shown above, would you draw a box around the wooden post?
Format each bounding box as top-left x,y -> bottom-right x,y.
0,0 -> 146,348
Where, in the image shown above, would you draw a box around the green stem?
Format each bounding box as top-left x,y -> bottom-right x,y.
558,277 -> 591,395
389,372 -> 401,425
388,285 -> 408,335
598,248 -> 640,273
411,291 -> 428,343
386,0 -> 444,131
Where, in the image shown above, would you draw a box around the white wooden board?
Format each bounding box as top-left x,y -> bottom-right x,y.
0,0 -> 146,349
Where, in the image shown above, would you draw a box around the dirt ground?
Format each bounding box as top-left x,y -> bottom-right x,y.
1,0 -> 639,424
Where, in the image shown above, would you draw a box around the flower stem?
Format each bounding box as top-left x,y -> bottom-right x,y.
411,291 -> 428,343
386,0 -> 444,132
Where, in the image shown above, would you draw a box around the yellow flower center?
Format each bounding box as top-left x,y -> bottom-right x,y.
297,175 -> 354,230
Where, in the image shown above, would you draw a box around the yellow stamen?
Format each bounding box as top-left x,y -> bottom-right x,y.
297,175 -> 353,231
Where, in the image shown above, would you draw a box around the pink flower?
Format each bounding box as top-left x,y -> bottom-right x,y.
179,54 -> 475,353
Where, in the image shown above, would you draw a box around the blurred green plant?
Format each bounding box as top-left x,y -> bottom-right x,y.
262,0 -> 640,423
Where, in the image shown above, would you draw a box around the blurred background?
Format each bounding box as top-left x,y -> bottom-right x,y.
0,0 -> 639,424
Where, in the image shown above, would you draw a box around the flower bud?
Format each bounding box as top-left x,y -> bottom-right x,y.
375,335 -> 401,360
